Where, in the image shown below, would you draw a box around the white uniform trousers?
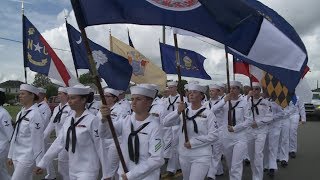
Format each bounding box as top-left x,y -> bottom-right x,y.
69,171 -> 98,180
179,155 -> 211,180
247,132 -> 267,180
12,160 -> 35,180
166,126 -> 180,173
264,121 -> 281,170
0,157 -> 11,180
222,138 -> 246,180
44,139 -> 57,179
278,118 -> 290,162
289,114 -> 300,153
207,132 -> 223,178
58,150 -> 69,180
102,145 -> 120,178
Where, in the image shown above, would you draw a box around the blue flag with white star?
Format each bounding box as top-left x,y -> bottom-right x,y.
159,43 -> 211,80
66,22 -> 132,91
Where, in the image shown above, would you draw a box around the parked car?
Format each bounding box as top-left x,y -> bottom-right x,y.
48,96 -> 60,112
305,92 -> 320,118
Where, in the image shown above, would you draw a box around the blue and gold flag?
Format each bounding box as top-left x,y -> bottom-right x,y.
160,43 -> 211,80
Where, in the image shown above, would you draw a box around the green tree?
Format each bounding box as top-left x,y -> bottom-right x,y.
32,73 -> 58,98
5,93 -> 16,103
32,73 -> 52,88
79,72 -> 94,84
46,84 -> 58,98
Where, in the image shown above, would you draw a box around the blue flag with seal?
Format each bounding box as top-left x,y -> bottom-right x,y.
66,22 -> 132,91
159,43 -> 211,80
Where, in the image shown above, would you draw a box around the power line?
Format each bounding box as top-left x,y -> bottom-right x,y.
0,36 -> 71,52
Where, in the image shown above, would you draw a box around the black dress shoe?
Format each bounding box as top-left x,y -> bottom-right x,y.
268,169 -> 275,178
280,160 -> 288,168
264,168 -> 269,172
289,152 -> 296,159
244,159 -> 250,166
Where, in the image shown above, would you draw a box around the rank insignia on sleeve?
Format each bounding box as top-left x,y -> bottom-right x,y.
155,138 -> 161,152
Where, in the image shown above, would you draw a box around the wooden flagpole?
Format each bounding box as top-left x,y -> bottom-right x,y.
173,33 -> 189,142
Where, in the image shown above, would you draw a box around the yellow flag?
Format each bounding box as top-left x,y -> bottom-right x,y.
110,35 -> 167,90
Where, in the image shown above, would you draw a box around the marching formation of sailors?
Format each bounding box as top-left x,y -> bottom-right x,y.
0,79 -> 306,180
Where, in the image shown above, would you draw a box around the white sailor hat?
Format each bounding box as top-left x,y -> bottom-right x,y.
138,83 -> 159,91
209,84 -> 222,90
252,82 -> 261,88
67,84 -> 90,95
0,88 -> 5,93
243,83 -> 251,87
167,81 -> 178,87
188,80 -> 199,84
230,81 -> 242,88
217,82 -> 226,89
104,88 -> 121,97
58,87 -> 68,93
130,85 -> 157,99
187,84 -> 207,93
20,84 -> 39,95
184,84 -> 189,91
38,87 -> 47,94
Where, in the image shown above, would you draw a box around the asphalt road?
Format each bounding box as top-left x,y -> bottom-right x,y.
7,118 -> 320,180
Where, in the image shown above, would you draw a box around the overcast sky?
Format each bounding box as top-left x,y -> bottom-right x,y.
0,0 -> 319,89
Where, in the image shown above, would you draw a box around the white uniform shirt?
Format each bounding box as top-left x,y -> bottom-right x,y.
163,105 -> 219,157
117,98 -> 132,115
221,98 -> 252,140
246,97 -> 273,135
99,114 -> 164,180
286,97 -> 306,121
8,104 -> 45,164
38,110 -> 104,176
86,99 -> 101,116
37,101 -> 52,128
44,103 -> 73,140
269,100 -> 286,122
0,106 -> 13,158
205,98 -> 226,128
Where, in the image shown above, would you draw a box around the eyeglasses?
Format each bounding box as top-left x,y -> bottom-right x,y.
253,88 -> 260,91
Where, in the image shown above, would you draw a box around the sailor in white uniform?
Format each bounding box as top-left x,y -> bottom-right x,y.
0,88 -> 13,180
86,88 -> 100,116
246,82 -> 273,180
162,81 -> 182,177
37,87 -> 56,180
8,84 -> 45,180
289,96 -> 306,158
34,84 -> 105,180
43,87 -> 73,180
221,81 -> 252,180
206,83 -> 227,179
163,83 -> 219,180
98,88 -> 130,179
263,96 -> 286,177
99,84 -> 164,180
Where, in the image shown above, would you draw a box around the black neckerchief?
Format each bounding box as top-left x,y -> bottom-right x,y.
167,96 -> 179,111
13,110 -> 32,141
230,101 -> 240,126
252,98 -> 263,115
38,103 -> 43,108
53,105 -> 67,123
183,108 -> 206,133
65,115 -> 87,153
128,122 -> 150,164
87,102 -> 94,109
209,99 -> 220,109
